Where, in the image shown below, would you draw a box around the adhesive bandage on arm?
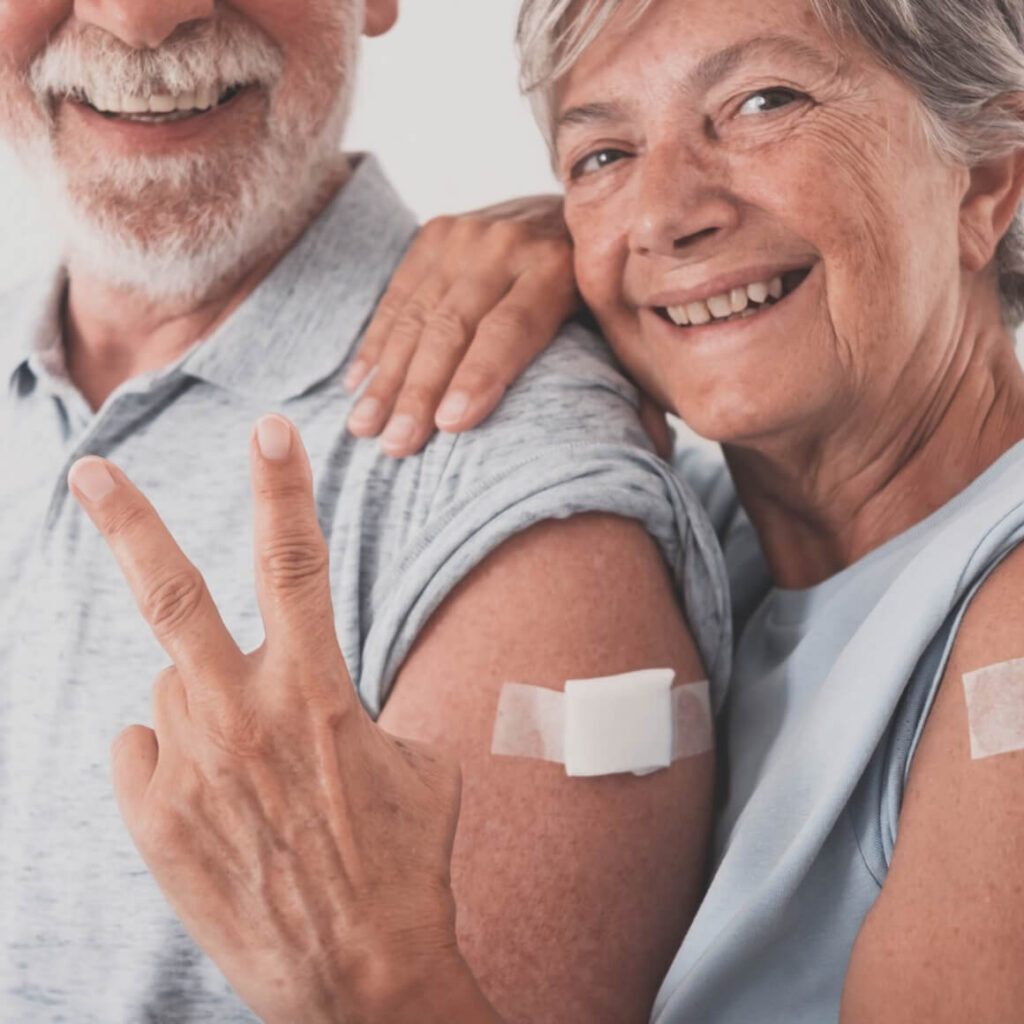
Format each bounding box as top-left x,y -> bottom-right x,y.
491,668 -> 713,777
963,657 -> 1024,760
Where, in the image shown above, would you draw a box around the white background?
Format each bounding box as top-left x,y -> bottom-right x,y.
0,0 -> 552,283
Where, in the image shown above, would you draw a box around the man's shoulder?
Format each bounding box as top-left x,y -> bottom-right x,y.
290,316 -> 654,510
470,319 -> 651,456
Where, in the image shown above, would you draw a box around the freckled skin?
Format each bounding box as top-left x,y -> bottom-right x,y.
556,0 -> 967,450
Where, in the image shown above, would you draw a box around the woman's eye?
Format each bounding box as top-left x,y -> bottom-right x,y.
570,148 -> 630,179
737,88 -> 804,117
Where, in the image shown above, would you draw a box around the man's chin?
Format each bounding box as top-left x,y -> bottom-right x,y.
53,137 -> 341,302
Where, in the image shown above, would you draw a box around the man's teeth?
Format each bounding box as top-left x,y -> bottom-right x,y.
86,85 -> 222,116
665,275 -> 784,327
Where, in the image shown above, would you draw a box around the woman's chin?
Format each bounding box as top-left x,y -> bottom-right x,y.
668,384 -> 819,449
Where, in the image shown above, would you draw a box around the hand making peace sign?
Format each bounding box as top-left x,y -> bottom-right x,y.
68,416 -> 499,1024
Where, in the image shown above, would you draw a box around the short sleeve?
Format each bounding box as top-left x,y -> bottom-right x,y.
873,536 -> 1024,869
355,322 -> 732,717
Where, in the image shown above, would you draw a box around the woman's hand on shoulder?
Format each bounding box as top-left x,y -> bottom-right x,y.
344,195 -> 577,457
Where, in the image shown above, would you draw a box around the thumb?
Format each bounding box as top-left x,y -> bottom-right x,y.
111,724 -> 159,827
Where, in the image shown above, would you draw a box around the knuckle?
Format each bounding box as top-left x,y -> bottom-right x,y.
483,304 -> 535,341
254,473 -> 310,505
137,795 -> 190,857
207,702 -> 270,759
420,214 -> 457,243
369,293 -> 408,327
487,218 -> 529,250
142,568 -> 206,636
151,665 -> 179,701
388,302 -> 431,342
151,666 -> 185,719
260,535 -> 329,593
421,307 -> 470,348
447,215 -> 488,246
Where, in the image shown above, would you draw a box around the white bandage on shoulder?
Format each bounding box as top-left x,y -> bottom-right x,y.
963,657 -> 1024,760
491,668 -> 712,777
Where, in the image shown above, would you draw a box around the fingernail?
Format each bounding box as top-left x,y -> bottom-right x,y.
343,359 -> 368,392
436,391 -> 470,427
256,415 -> 293,460
69,458 -> 116,503
382,414 -> 416,449
348,396 -> 381,431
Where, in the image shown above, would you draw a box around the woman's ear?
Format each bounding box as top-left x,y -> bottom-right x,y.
960,98 -> 1024,272
363,0 -> 398,38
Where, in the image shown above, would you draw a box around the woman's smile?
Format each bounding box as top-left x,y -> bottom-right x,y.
647,264 -> 816,329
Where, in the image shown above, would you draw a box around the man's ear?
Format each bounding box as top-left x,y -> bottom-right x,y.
363,0 -> 398,38
960,97 -> 1024,272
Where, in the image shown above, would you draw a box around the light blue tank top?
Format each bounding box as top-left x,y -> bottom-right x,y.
654,438 -> 1024,1023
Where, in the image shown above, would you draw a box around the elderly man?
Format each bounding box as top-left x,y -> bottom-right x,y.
0,1 -> 732,1022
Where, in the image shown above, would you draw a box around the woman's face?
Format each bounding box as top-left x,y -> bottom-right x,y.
556,0 -> 971,444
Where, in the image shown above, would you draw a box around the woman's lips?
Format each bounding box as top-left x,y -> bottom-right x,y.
651,265 -> 815,329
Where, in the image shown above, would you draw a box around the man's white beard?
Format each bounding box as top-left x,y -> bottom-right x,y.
20,12 -> 357,303
43,104 -> 348,303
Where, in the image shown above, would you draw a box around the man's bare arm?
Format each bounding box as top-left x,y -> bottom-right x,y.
381,513 -> 713,1024
841,544 -> 1024,1022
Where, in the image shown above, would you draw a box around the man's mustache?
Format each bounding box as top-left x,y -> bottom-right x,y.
27,16 -> 284,109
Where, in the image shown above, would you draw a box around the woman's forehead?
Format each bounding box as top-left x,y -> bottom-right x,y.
556,0 -> 844,111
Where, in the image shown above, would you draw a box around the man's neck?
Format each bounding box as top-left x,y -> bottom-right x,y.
63,158 -> 351,411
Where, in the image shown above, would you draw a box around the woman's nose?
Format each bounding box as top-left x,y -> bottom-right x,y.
629,145 -> 739,258
73,0 -> 215,49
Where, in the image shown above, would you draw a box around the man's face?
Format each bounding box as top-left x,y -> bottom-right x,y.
0,1 -> 396,299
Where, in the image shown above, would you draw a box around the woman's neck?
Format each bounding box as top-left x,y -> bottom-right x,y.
726,320 -> 1024,590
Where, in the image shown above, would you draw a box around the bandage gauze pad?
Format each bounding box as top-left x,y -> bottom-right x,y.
492,668 -> 712,777
963,656 -> 1024,760
564,670 -> 673,776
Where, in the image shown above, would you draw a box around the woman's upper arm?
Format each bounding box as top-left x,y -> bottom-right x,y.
842,544 -> 1024,1024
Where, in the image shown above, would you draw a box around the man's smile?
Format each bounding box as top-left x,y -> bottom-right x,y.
62,83 -> 251,125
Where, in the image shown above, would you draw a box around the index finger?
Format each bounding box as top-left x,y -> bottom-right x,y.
68,457 -> 245,687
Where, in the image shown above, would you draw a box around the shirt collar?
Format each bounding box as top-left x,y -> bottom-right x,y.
3,154 -> 417,402
181,154 -> 418,400
1,262 -> 68,390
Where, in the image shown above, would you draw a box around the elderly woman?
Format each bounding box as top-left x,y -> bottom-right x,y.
339,0 -> 1024,1020
78,0 -> 1024,1021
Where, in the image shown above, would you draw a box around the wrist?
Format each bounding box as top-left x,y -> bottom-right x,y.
356,946 -> 501,1024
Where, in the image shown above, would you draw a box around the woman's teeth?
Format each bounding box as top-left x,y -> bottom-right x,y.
665,274 -> 786,327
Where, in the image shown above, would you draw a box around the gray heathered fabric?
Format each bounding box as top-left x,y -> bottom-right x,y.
0,155 -> 730,1022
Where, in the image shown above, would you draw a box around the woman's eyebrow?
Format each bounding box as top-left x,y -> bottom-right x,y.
555,33 -> 838,138
692,34 -> 840,91
555,100 -> 626,137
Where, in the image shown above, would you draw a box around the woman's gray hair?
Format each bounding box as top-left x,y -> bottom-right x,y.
517,0 -> 1024,325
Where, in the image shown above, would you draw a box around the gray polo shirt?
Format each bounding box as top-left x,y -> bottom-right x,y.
0,155 -> 730,1022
